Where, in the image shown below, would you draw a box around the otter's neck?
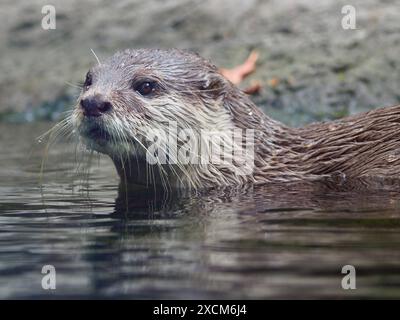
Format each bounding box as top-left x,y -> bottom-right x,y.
112,156 -> 177,190
229,93 -> 400,183
223,89 -> 311,183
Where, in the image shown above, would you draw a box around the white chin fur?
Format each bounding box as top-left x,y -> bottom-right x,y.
80,134 -> 142,160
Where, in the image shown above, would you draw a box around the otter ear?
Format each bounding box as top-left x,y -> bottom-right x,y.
200,73 -> 227,98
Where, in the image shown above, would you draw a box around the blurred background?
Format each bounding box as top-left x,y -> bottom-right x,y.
1,0 -> 399,126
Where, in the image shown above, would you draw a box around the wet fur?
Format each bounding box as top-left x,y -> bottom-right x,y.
62,48 -> 400,190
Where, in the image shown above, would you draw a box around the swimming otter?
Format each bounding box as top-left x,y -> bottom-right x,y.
69,48 -> 400,190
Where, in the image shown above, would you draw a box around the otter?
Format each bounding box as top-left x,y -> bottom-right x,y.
67,48 -> 400,190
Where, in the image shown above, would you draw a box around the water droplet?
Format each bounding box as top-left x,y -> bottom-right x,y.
304,140 -> 316,148
387,154 -> 399,163
328,124 -> 337,131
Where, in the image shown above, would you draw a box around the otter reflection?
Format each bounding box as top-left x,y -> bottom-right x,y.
79,178 -> 400,298
113,177 -> 400,217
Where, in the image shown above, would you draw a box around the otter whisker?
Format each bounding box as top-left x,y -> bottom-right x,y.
38,115 -> 75,187
65,81 -> 83,90
90,48 -> 101,65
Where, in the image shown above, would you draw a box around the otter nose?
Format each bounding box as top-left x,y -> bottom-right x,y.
80,96 -> 112,117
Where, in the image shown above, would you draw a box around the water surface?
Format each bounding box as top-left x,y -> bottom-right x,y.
1,123 -> 400,299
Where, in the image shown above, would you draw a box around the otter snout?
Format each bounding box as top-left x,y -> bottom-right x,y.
80,95 -> 112,117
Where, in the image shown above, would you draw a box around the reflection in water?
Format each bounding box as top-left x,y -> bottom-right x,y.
1,123 -> 400,298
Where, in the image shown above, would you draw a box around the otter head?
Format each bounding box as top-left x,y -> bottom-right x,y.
72,49 -> 260,189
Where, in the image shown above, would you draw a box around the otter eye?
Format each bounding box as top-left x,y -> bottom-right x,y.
135,81 -> 156,96
84,72 -> 92,89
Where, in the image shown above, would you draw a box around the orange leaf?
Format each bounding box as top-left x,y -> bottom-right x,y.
219,50 -> 259,85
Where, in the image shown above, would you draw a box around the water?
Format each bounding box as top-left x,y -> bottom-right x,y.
1,123 -> 400,299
